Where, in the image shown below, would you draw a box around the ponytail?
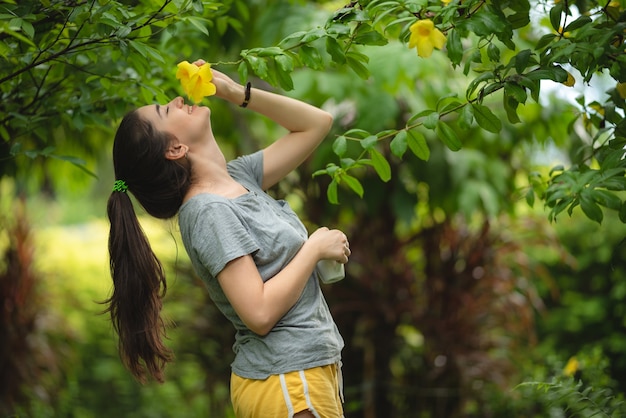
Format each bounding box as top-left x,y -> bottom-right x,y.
105,190 -> 172,383
105,110 -> 191,383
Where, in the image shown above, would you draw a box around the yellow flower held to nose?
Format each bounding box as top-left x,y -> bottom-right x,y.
408,19 -> 447,58
176,61 -> 217,103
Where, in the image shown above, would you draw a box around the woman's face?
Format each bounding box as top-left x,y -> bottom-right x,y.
138,96 -> 212,146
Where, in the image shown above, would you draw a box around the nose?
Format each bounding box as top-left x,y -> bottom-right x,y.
169,96 -> 184,108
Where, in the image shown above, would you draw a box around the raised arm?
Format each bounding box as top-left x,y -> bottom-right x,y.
210,66 -> 333,189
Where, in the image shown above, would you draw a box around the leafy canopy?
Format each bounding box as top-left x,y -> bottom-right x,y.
1,0 -> 625,223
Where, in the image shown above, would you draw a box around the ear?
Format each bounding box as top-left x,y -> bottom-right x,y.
165,143 -> 189,161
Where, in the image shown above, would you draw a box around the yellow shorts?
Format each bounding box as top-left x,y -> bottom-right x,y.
230,363 -> 344,418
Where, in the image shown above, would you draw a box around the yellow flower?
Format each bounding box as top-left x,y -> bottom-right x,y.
562,71 -> 576,87
617,82 -> 626,99
176,61 -> 217,103
590,103 -> 605,116
563,357 -> 579,377
408,20 -> 447,58
607,1 -> 622,19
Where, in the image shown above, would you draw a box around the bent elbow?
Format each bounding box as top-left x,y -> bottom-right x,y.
320,110 -> 334,136
246,315 -> 276,337
252,325 -> 272,337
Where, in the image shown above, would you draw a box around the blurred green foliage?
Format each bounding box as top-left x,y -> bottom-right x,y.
3,182 -> 624,417
2,0 -> 626,417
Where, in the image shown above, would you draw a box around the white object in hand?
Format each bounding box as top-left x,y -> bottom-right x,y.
317,260 -> 345,284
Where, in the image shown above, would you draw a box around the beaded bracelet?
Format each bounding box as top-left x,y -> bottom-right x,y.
240,82 -> 251,108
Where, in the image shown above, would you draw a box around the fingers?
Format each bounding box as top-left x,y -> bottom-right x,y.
310,227 -> 352,263
340,232 -> 351,263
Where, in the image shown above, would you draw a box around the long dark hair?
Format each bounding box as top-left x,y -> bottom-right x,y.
105,110 -> 191,383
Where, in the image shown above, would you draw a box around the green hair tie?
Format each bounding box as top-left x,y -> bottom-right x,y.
113,179 -> 128,193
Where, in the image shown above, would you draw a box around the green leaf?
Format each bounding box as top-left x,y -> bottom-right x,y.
592,189 -> 622,210
526,66 -> 568,83
504,81 -> 527,103
467,71 -> 495,99
325,36 -> 346,64
327,179 -> 339,204
619,201 -> 626,223
245,55 -> 269,79
407,109 -> 437,126
279,31 -> 306,49
139,85 -> 152,103
257,46 -> 284,57
302,28 -> 327,43
564,15 -> 591,32
462,10 -> 505,37
447,29 -> 463,66
390,130 -> 408,158
375,129 -> 398,140
128,40 -> 164,63
341,174 -> 364,197
525,187 -> 535,207
536,33 -> 557,50
549,165 -> 565,176
384,16 -> 415,31
333,136 -> 347,157
487,43 -> 500,62
370,148 -> 391,182
185,16 -> 210,37
423,111 -> 440,130
274,55 -> 294,90
517,75 -> 541,102
580,190 -> 604,223
513,49 -> 532,74
275,68 -> 294,90
503,95 -> 521,124
299,45 -> 324,70
237,61 -> 248,84
100,77 -> 111,90
360,135 -> 378,150
344,128 -> 371,138
436,121 -> 462,151
549,3 -> 563,32
346,52 -> 370,79
472,104 -> 502,133
458,105 -> 474,130
353,25 -> 388,46
407,130 -> 430,161
50,154 -> 98,178
508,11 -> 530,29
0,124 -> 8,141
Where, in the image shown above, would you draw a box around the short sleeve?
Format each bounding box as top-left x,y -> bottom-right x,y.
228,150 -> 264,190
189,200 -> 260,278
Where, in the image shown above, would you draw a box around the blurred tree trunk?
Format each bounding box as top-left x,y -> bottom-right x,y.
0,197 -> 61,415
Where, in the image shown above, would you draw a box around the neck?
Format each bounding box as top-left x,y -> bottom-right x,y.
184,160 -> 248,201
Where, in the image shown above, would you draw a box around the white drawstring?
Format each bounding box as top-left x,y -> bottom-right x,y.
337,361 -> 344,403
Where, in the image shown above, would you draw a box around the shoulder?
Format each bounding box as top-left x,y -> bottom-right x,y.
227,151 -> 264,187
179,194 -> 238,228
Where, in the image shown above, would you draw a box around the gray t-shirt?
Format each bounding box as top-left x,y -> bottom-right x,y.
178,151 -> 344,379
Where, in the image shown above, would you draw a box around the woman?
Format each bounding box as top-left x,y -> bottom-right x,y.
106,59 -> 349,418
